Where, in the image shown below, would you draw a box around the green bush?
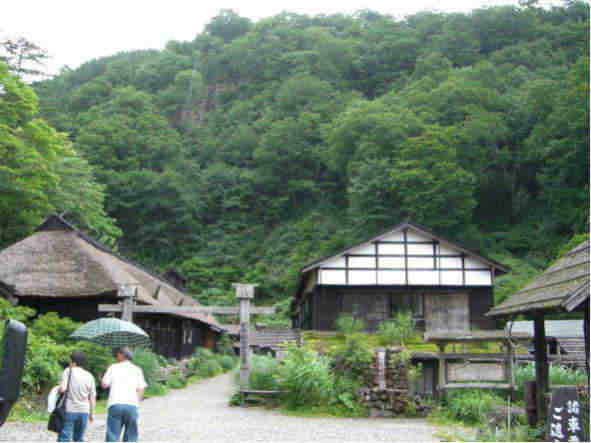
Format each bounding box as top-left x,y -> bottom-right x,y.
217,354 -> 237,371
377,312 -> 417,346
277,345 -> 334,409
443,389 -> 499,424
30,313 -> 81,343
22,333 -> 70,395
330,375 -> 366,416
335,314 -> 365,336
166,373 -> 188,389
514,363 -> 586,401
216,332 -> 235,356
195,359 -> 223,378
329,333 -> 373,382
245,355 -> 280,390
132,348 -> 163,388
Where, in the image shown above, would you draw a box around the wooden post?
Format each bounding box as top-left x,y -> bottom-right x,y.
585,304 -> 589,383
233,283 -> 256,392
533,312 -> 549,425
437,343 -> 446,399
118,284 -> 137,322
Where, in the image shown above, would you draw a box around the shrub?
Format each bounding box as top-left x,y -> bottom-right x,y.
330,375 -> 366,416
30,313 -> 81,343
132,348 -> 163,388
217,354 -> 237,371
377,312 -> 417,346
335,314 -> 365,336
277,345 -> 334,409
216,333 -> 235,356
166,373 -> 188,389
514,363 -> 586,401
329,333 -> 373,382
22,333 -> 70,395
195,359 -> 223,378
245,355 -> 280,390
444,389 -> 499,424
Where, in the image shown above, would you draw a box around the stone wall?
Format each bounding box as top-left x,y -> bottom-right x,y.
357,347 -> 428,417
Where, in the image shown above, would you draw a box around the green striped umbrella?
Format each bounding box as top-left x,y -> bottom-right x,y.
71,318 -> 151,347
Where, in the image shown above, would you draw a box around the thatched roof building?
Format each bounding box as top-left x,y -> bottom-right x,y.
488,240 -> 589,316
0,215 -> 221,357
487,239 -> 589,423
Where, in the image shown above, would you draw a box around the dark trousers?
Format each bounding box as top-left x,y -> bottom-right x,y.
106,404 -> 139,442
57,412 -> 89,442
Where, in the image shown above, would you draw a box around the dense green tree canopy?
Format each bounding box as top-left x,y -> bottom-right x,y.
26,2 -> 590,312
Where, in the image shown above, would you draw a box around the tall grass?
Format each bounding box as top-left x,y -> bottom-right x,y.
514,363 -> 586,400
239,354 -> 280,390
377,312 -> 417,346
277,345 -> 334,409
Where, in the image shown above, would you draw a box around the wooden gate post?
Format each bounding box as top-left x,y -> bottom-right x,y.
533,312 -> 549,424
233,283 -> 257,390
118,284 -> 138,322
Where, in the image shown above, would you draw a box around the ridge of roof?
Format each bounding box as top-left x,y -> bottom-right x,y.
300,220 -> 509,274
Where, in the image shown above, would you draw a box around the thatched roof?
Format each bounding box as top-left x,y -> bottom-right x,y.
488,240 -> 589,316
0,215 -> 221,329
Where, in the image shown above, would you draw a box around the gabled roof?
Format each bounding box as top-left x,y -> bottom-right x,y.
488,240 -> 589,316
0,215 -> 221,329
300,221 -> 509,274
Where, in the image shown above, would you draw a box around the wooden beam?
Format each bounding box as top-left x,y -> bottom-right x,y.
533,312 -> 549,425
98,305 -> 275,315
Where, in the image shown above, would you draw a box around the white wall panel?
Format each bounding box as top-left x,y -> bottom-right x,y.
323,256 -> 346,268
377,270 -> 406,285
381,231 -> 404,242
438,245 -> 457,255
407,243 -> 435,255
408,270 -> 439,285
465,270 -> 492,285
440,270 -> 463,285
378,257 -> 405,268
352,243 -> 376,255
349,270 -> 377,285
320,269 -> 346,285
407,256 -> 435,269
378,243 -> 404,254
406,230 -> 429,242
349,256 -> 376,268
439,257 -> 463,269
465,257 -> 485,269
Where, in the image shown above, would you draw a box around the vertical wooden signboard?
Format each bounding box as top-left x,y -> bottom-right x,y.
547,386 -> 585,442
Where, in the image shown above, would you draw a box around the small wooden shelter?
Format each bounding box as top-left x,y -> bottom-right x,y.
0,215 -> 222,359
487,240 -> 589,422
292,221 -> 509,332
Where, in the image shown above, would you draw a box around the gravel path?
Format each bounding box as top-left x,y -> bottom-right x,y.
1,372 -> 440,442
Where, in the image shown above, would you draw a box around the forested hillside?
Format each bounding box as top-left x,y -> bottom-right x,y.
3,3 -> 589,321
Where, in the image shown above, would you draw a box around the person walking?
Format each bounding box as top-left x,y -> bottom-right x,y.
102,347 -> 147,442
57,351 -> 96,442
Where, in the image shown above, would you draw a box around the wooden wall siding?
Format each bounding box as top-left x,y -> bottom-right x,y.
317,228 -> 493,287
306,286 -> 495,331
18,295 -> 120,323
425,294 -> 469,332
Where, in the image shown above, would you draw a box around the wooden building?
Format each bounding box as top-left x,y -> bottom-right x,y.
292,221 -> 509,332
509,320 -> 587,370
0,215 -> 222,359
487,239 -> 589,423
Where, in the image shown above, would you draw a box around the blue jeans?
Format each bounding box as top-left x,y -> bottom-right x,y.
57,412 -> 89,442
106,404 -> 139,442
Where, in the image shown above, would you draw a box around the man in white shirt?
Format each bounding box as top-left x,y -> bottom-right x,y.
102,347 -> 147,442
57,351 -> 96,442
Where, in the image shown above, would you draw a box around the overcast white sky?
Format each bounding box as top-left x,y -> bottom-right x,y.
3,0 -> 549,75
